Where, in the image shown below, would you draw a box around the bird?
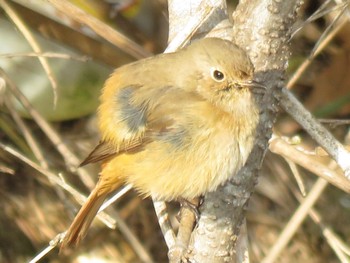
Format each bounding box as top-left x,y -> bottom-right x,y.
61,37 -> 264,248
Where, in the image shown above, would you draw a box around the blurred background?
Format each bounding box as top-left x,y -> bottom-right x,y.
0,0 -> 350,262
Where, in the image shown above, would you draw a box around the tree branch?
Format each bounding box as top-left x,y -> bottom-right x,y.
278,87 -> 350,178
187,1 -> 302,262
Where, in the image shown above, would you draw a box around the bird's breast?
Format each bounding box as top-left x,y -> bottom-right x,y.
119,110 -> 258,201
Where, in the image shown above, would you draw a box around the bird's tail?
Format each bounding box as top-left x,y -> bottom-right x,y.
60,189 -> 109,250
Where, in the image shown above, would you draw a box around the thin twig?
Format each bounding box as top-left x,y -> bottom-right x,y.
0,142 -> 116,228
290,0 -> 344,39
269,136 -> 350,193
5,94 -> 49,169
278,88 -> 350,179
266,135 -> 350,262
280,158 -> 350,262
309,209 -> 350,262
152,198 -> 176,250
166,6 -> 216,52
318,119 -> 350,127
169,198 -> 199,263
0,0 -> 58,106
287,18 -> 347,88
309,2 -> 348,57
29,233 -> 64,263
0,52 -> 89,61
0,164 -> 15,175
47,0 -> 152,59
262,178 -> 328,263
111,212 -> 155,263
284,158 -> 306,196
99,184 -> 133,212
0,69 -> 95,189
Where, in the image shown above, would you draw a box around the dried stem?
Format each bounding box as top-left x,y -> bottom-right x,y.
270,136 -> 350,193
278,88 -> 350,178
262,178 -> 329,263
0,0 -> 58,105
47,0 -> 152,59
0,69 -> 95,189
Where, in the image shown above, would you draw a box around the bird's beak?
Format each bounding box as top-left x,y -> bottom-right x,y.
239,80 -> 266,94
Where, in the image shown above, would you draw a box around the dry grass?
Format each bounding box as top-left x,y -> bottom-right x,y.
0,0 -> 350,262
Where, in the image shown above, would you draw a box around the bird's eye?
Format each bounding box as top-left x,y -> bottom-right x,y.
211,69 -> 225,82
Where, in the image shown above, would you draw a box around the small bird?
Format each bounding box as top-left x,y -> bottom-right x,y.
61,37 -> 263,248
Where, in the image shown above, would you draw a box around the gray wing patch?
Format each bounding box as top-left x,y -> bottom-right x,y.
153,126 -> 187,150
116,86 -> 147,133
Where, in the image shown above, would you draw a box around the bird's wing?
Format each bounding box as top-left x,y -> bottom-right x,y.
80,85 -> 206,166
79,137 -> 144,166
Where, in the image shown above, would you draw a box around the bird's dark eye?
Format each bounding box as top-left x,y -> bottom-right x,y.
211,69 -> 225,82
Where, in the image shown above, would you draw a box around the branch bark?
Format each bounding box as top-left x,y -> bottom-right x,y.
183,1 -> 302,262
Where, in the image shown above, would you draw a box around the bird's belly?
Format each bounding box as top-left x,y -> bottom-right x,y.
118,131 -> 252,201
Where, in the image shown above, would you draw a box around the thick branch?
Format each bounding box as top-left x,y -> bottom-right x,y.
188,1 -> 302,262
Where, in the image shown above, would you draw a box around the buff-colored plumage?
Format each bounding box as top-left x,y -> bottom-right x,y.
61,38 -> 262,248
